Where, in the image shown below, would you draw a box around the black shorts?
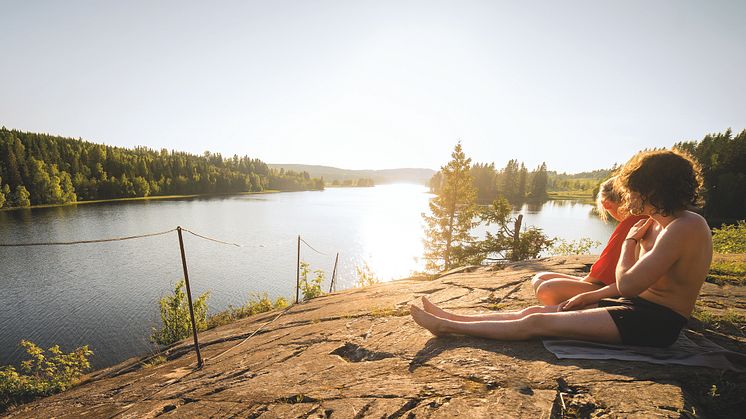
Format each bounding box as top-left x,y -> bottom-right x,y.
599,297 -> 688,347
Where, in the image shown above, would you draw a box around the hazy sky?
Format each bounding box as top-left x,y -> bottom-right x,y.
1,1 -> 744,173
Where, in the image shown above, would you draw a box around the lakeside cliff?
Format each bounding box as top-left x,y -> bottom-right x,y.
5,256 -> 745,418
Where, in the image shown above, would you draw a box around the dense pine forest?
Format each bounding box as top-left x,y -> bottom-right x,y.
675,128 -> 746,225
0,128 -> 323,208
429,159 -> 549,204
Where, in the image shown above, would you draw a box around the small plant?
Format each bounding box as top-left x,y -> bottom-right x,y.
692,303 -> 746,335
355,262 -> 379,287
206,293 -> 288,329
707,258 -> 746,286
141,355 -> 167,369
151,280 -> 210,346
712,221 -> 746,254
299,261 -> 324,301
0,340 -> 93,411
549,237 -> 601,256
370,305 -> 409,317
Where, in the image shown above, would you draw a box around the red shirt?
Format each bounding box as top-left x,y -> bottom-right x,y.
589,214 -> 648,285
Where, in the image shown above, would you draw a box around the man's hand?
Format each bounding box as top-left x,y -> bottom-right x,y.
626,217 -> 653,242
559,291 -> 599,311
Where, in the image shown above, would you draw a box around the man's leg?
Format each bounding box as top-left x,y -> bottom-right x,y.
411,305 -> 621,343
422,296 -> 558,321
530,272 -> 585,292
535,279 -> 603,305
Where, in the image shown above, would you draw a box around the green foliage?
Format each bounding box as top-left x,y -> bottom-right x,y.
469,162 -> 499,204
425,145 -> 554,271
460,198 -> 554,263
370,305 -> 409,317
547,176 -> 607,194
549,238 -> 602,256
355,262 -> 379,287
12,186 -> 30,207
511,227 -> 556,260
0,176 -> 5,209
0,340 -> 93,411
707,257 -> 746,286
299,261 -> 325,301
0,127 -> 323,208
424,142 -> 479,271
140,355 -> 166,369
206,293 -> 288,329
330,177 -> 374,187
433,159 -> 549,205
712,221 -> 746,254
675,128 -> 746,223
268,168 -> 324,191
692,303 -> 745,336
528,162 -> 549,200
151,280 -> 210,346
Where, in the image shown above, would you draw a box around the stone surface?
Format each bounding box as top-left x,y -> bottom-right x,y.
5,256 -> 745,418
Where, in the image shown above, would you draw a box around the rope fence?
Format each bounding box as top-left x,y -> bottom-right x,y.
0,228 -> 177,247
0,226 -> 341,371
182,228 -> 242,247
299,237 -> 329,255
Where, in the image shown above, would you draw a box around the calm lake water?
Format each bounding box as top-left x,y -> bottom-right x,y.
0,184 -> 614,368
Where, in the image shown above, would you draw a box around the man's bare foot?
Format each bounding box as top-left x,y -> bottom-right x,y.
410,304 -> 450,336
421,296 -> 456,320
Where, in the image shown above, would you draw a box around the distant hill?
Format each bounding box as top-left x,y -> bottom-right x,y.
268,164 -> 436,185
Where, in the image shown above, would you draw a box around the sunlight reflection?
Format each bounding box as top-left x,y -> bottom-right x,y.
358,184 -> 431,282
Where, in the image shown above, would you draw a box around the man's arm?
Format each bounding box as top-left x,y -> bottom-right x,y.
559,282 -> 620,311
616,221 -> 683,297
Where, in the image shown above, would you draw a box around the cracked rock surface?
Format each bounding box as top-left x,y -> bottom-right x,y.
5,256 -> 745,418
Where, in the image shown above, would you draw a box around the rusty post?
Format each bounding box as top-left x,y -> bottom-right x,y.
329,252 -> 339,293
176,226 -> 203,368
296,235 -> 301,303
511,214 -> 523,261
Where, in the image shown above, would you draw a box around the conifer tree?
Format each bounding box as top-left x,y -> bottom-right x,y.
517,162 -> 528,200
501,159 -> 520,202
528,162 -> 548,200
423,142 -> 478,271
13,185 -> 31,207
0,176 -> 5,208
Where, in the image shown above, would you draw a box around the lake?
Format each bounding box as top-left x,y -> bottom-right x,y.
0,184 -> 615,368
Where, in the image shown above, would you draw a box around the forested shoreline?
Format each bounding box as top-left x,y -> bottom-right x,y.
426,129 -> 746,226
429,159 -> 550,204
0,128 -> 323,209
675,128 -> 746,225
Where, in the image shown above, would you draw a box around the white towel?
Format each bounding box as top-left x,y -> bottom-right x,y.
542,332 -> 746,372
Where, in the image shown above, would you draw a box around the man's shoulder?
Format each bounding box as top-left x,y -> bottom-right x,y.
665,211 -> 710,237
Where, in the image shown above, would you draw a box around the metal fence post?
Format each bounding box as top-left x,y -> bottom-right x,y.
176,226 -> 203,368
330,252 -> 339,293
296,235 -> 301,303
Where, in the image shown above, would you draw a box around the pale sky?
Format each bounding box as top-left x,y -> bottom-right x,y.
1,1 -> 744,173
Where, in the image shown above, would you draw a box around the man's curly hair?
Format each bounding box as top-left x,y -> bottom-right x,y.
614,149 -> 703,216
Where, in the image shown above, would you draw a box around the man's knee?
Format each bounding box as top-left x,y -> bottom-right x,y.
531,272 -> 552,290
521,312 -> 551,339
535,281 -> 562,306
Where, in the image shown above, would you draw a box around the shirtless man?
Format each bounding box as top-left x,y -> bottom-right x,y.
410,149 -> 712,347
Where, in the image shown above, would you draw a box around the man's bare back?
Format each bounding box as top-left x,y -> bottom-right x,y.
635,210 -> 713,317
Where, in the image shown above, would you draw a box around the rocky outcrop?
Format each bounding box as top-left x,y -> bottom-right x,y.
5,256 -> 745,418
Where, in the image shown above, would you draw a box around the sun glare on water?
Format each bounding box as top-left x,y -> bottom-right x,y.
356,184 -> 432,282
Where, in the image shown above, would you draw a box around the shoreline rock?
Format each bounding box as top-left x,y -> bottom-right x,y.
5,256 -> 745,418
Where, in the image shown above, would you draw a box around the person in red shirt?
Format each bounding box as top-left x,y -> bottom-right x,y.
530,177 -> 647,305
